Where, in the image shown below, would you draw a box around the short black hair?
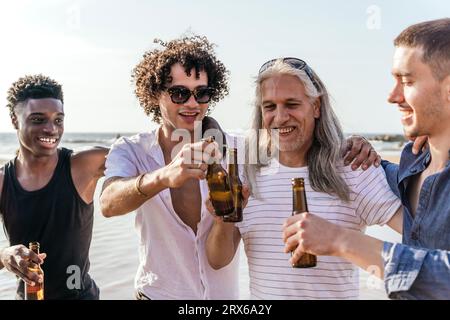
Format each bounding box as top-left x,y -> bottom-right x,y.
6,74 -> 63,118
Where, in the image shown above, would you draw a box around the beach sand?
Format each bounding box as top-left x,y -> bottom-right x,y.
0,153 -> 401,300
380,154 -> 400,164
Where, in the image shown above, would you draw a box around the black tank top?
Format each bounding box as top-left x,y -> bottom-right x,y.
0,148 -> 99,299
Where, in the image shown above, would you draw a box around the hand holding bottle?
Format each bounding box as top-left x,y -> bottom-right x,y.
282,211 -> 345,265
205,184 -> 250,219
160,140 -> 220,188
0,244 -> 46,286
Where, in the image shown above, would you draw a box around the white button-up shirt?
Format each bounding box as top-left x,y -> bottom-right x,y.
104,128 -> 240,299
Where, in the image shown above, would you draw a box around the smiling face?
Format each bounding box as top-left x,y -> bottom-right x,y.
158,63 -> 209,135
260,74 -> 320,163
388,46 -> 449,138
13,98 -> 64,158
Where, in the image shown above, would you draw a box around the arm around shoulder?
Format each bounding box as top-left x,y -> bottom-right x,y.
72,146 -> 109,179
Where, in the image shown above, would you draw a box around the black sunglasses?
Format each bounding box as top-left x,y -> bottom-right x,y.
258,57 -> 321,91
166,85 -> 214,104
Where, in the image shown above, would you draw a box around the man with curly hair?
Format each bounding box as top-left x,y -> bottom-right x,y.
100,35 -> 239,300
0,74 -> 107,299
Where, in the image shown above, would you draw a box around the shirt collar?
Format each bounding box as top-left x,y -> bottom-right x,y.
399,147 -> 430,182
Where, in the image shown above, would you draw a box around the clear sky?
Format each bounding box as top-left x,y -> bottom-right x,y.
0,0 -> 448,133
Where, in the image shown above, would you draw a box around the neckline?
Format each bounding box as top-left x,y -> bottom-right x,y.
270,157 -> 308,171
11,149 -> 64,195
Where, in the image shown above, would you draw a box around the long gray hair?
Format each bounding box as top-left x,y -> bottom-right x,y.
244,59 -> 350,201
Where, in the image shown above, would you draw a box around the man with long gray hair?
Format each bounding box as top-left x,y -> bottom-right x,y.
206,58 -> 403,299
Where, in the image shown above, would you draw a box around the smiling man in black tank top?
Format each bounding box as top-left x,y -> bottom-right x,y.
0,74 -> 108,299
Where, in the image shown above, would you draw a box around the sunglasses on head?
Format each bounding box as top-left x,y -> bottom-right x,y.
258,57 -> 321,91
166,85 -> 214,104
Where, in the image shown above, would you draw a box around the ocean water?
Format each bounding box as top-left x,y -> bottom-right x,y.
0,132 -> 122,162
0,132 -> 405,162
0,132 -> 402,299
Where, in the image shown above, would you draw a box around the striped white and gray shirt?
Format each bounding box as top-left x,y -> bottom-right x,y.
238,159 -> 401,300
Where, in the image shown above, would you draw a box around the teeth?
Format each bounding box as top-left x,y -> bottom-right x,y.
39,137 -> 57,144
278,127 -> 295,134
400,110 -> 412,116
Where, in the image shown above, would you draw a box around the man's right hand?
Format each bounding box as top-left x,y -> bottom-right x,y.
160,140 -> 218,188
0,245 -> 46,286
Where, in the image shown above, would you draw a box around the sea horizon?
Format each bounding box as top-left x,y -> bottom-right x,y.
0,131 -> 406,163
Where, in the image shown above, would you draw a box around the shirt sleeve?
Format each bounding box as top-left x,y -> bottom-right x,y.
381,160 -> 401,198
382,242 -> 450,299
104,137 -> 139,179
354,166 -> 402,226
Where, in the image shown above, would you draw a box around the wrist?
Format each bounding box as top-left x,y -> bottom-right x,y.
332,227 -> 353,257
213,217 -> 235,232
157,167 -> 171,189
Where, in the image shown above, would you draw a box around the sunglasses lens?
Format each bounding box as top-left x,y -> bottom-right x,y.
285,58 -> 306,70
258,59 -> 275,74
168,86 -> 213,104
169,87 -> 190,104
258,58 -> 319,91
195,88 -> 212,103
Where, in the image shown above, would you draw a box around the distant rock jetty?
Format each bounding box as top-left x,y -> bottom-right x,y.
368,134 -> 406,142
346,133 -> 407,150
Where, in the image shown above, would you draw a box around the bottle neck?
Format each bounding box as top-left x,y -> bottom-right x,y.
229,164 -> 238,177
228,150 -> 238,176
292,186 -> 308,212
29,243 -> 40,255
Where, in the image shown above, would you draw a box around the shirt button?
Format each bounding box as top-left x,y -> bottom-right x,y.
411,231 -> 419,240
410,168 -> 417,173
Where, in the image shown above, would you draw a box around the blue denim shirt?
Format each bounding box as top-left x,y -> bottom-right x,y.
381,142 -> 450,299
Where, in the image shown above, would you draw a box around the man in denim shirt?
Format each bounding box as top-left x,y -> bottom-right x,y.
282,18 -> 450,299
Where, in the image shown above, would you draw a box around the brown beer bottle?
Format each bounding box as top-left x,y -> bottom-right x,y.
25,242 -> 44,300
291,178 -> 317,268
223,148 -> 243,223
206,138 -> 234,216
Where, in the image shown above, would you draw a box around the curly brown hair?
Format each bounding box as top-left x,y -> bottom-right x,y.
6,74 -> 63,118
132,35 -> 229,123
